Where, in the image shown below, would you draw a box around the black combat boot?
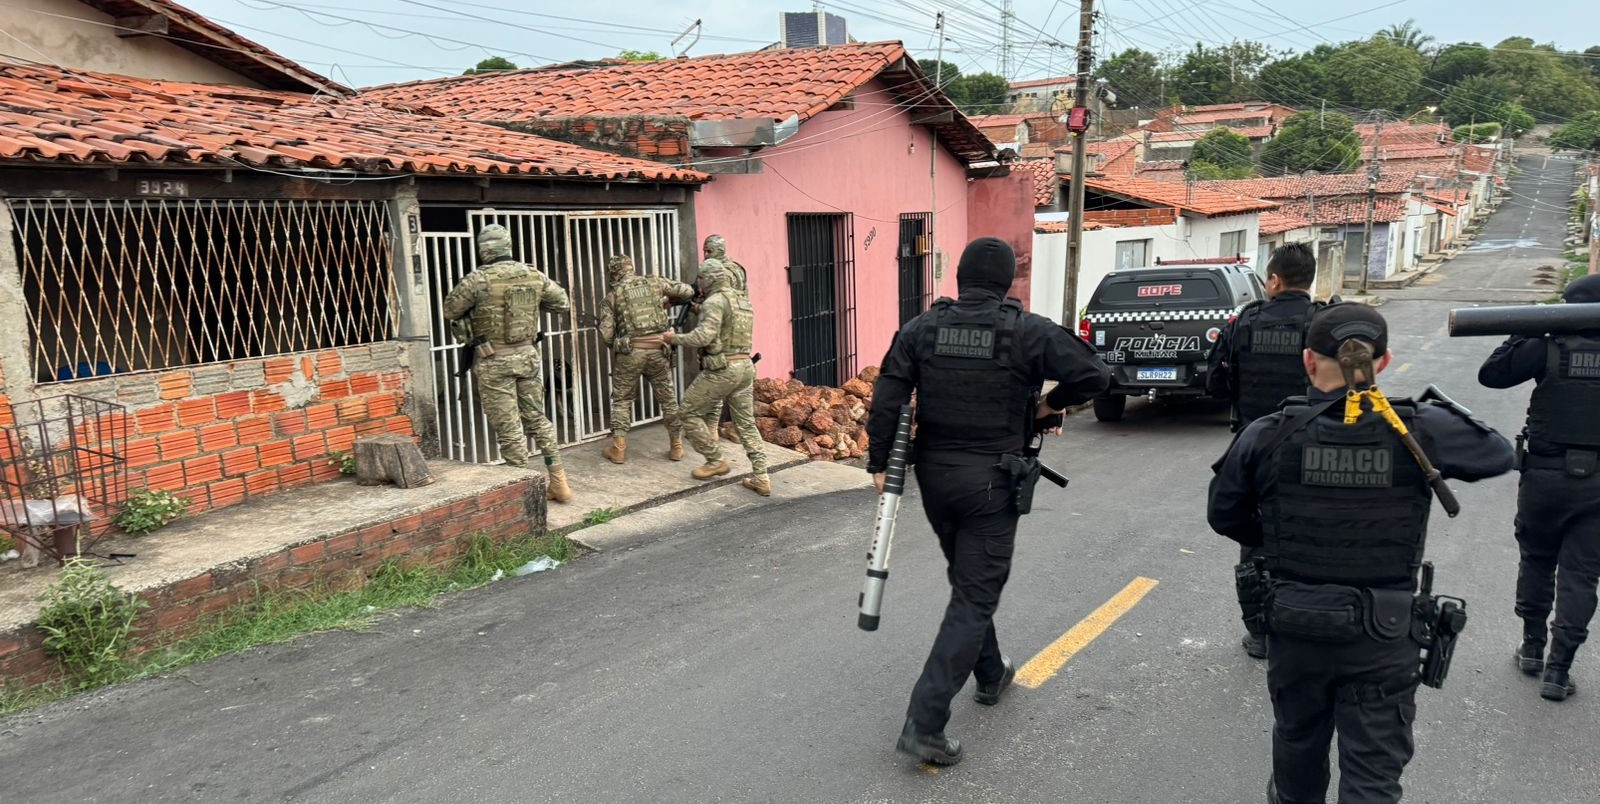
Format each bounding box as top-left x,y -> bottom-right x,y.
896,718 -> 962,766
973,656 -> 1016,705
1517,620 -> 1547,676
1541,667 -> 1577,701
1242,632 -> 1267,660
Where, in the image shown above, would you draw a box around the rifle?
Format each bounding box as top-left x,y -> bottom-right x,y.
1026,391 -> 1070,488
998,393 -> 1069,515
453,336 -> 487,379
858,404 -> 913,632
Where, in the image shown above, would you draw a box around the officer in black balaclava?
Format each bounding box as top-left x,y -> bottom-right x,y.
867,237 -> 1110,766
1479,274 -> 1600,701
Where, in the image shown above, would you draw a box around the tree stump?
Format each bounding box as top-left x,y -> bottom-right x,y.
354,435 -> 435,488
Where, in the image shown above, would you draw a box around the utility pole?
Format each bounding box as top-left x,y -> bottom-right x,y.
1358,115 -> 1383,295
1000,0 -> 1015,79
929,12 -> 945,288
1061,0 -> 1096,326
1583,156 -> 1597,273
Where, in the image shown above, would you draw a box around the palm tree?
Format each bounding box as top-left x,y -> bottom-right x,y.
1379,19 -> 1434,52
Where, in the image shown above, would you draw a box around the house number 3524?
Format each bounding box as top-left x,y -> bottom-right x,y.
137,180 -> 189,197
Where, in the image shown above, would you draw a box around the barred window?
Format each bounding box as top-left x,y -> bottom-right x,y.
9,198 -> 396,383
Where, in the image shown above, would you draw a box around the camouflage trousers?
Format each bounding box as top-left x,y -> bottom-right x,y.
474,348 -> 560,468
609,346 -> 681,437
680,360 -> 767,473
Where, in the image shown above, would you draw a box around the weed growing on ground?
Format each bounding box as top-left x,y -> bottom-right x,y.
582,507 -> 619,526
34,557 -> 146,683
327,450 -> 358,475
114,489 -> 189,536
0,532 -> 576,716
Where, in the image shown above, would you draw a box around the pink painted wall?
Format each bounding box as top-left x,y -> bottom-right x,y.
967,171 -> 1036,308
693,79 -> 971,381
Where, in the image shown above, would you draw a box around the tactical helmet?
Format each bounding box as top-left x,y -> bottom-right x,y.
703,234 -> 727,260
477,223 -> 513,261
607,254 -> 636,283
695,260 -> 731,296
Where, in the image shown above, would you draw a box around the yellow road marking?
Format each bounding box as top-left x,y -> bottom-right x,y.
1015,576 -> 1159,689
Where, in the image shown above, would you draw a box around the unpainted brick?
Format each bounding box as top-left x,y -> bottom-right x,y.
191,366 -> 233,395
177,397 -> 217,428
232,361 -> 267,390
159,371 -> 193,400
159,430 -> 200,461
116,379 -> 162,406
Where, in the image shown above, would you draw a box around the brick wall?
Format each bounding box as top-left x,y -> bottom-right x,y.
504,116 -> 692,163
0,476 -> 544,688
1084,207 -> 1179,227
4,343 -> 414,523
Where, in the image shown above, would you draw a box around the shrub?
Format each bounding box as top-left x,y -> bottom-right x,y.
36,557 -> 146,682
114,489 -> 189,536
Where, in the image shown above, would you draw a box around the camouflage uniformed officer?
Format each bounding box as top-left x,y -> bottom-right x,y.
662,260 -> 769,496
701,234 -> 747,292
443,223 -> 574,503
598,254 -> 696,464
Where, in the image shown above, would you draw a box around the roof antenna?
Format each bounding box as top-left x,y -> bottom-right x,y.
672,19 -> 702,58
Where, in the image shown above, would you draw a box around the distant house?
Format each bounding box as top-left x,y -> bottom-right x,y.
1141,124 -> 1278,163
363,43 -> 1028,387
1143,102 -> 1296,133
1189,176 -> 1438,283
1031,175 -> 1274,322
1006,76 -> 1124,134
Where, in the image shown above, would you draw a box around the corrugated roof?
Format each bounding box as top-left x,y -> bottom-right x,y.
0,63 -> 706,182
361,42 -> 994,163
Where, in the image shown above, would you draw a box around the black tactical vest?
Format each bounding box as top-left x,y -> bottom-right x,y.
1234,298 -> 1318,423
913,298 -> 1031,454
1526,335 -> 1600,449
1261,400 -> 1432,588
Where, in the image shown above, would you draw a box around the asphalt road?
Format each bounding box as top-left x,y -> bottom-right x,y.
1,155 -> 1591,804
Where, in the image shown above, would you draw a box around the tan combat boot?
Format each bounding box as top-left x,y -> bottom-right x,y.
667,432 -> 684,462
603,435 -> 626,464
742,473 -> 771,497
547,464 -> 573,503
691,460 -> 731,480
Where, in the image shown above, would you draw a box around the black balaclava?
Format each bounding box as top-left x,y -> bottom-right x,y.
955,237 -> 1016,302
1564,274 -> 1600,304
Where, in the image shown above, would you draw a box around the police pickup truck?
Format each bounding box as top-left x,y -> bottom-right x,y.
1079,258 -> 1266,422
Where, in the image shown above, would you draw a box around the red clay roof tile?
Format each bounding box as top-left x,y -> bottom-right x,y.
1067,174 -> 1277,217
360,42 -> 994,163
1016,159 -> 1058,207
0,63 -> 706,183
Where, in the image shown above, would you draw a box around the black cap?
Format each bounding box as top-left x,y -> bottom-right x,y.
1565,274 -> 1600,304
1307,303 -> 1389,358
956,237 -> 1016,295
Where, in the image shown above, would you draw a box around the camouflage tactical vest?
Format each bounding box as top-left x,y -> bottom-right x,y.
707,289 -> 755,354
469,260 -> 546,344
614,276 -> 670,336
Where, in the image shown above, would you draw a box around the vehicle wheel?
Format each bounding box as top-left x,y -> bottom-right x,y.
1093,394 -> 1127,422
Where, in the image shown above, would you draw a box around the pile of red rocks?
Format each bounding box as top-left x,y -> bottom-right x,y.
723,367 -> 879,461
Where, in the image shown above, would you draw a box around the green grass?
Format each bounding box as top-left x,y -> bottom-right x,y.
581,507 -> 620,526
0,532 -> 577,716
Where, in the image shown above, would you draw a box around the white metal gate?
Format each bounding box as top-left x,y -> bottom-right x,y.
425,208 -> 682,462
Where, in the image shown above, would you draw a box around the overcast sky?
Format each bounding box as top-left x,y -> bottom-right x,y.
165,0 -> 1595,88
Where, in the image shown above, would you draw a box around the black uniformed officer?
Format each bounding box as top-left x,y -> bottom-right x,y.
1208,304 -> 1513,803
1207,242 -> 1330,660
868,237 -> 1110,766
1478,274 -> 1600,701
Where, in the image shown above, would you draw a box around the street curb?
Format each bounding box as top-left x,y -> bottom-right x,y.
559,448 -> 812,550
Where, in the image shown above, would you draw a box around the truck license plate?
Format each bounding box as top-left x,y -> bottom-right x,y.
1136,367 -> 1179,382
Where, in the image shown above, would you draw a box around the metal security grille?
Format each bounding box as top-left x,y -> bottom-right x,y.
425,209 -> 681,461
897,212 -> 932,325
787,212 -> 857,387
9,198 -> 395,384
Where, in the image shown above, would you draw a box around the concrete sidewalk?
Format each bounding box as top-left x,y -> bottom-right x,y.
547,425 -> 810,535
